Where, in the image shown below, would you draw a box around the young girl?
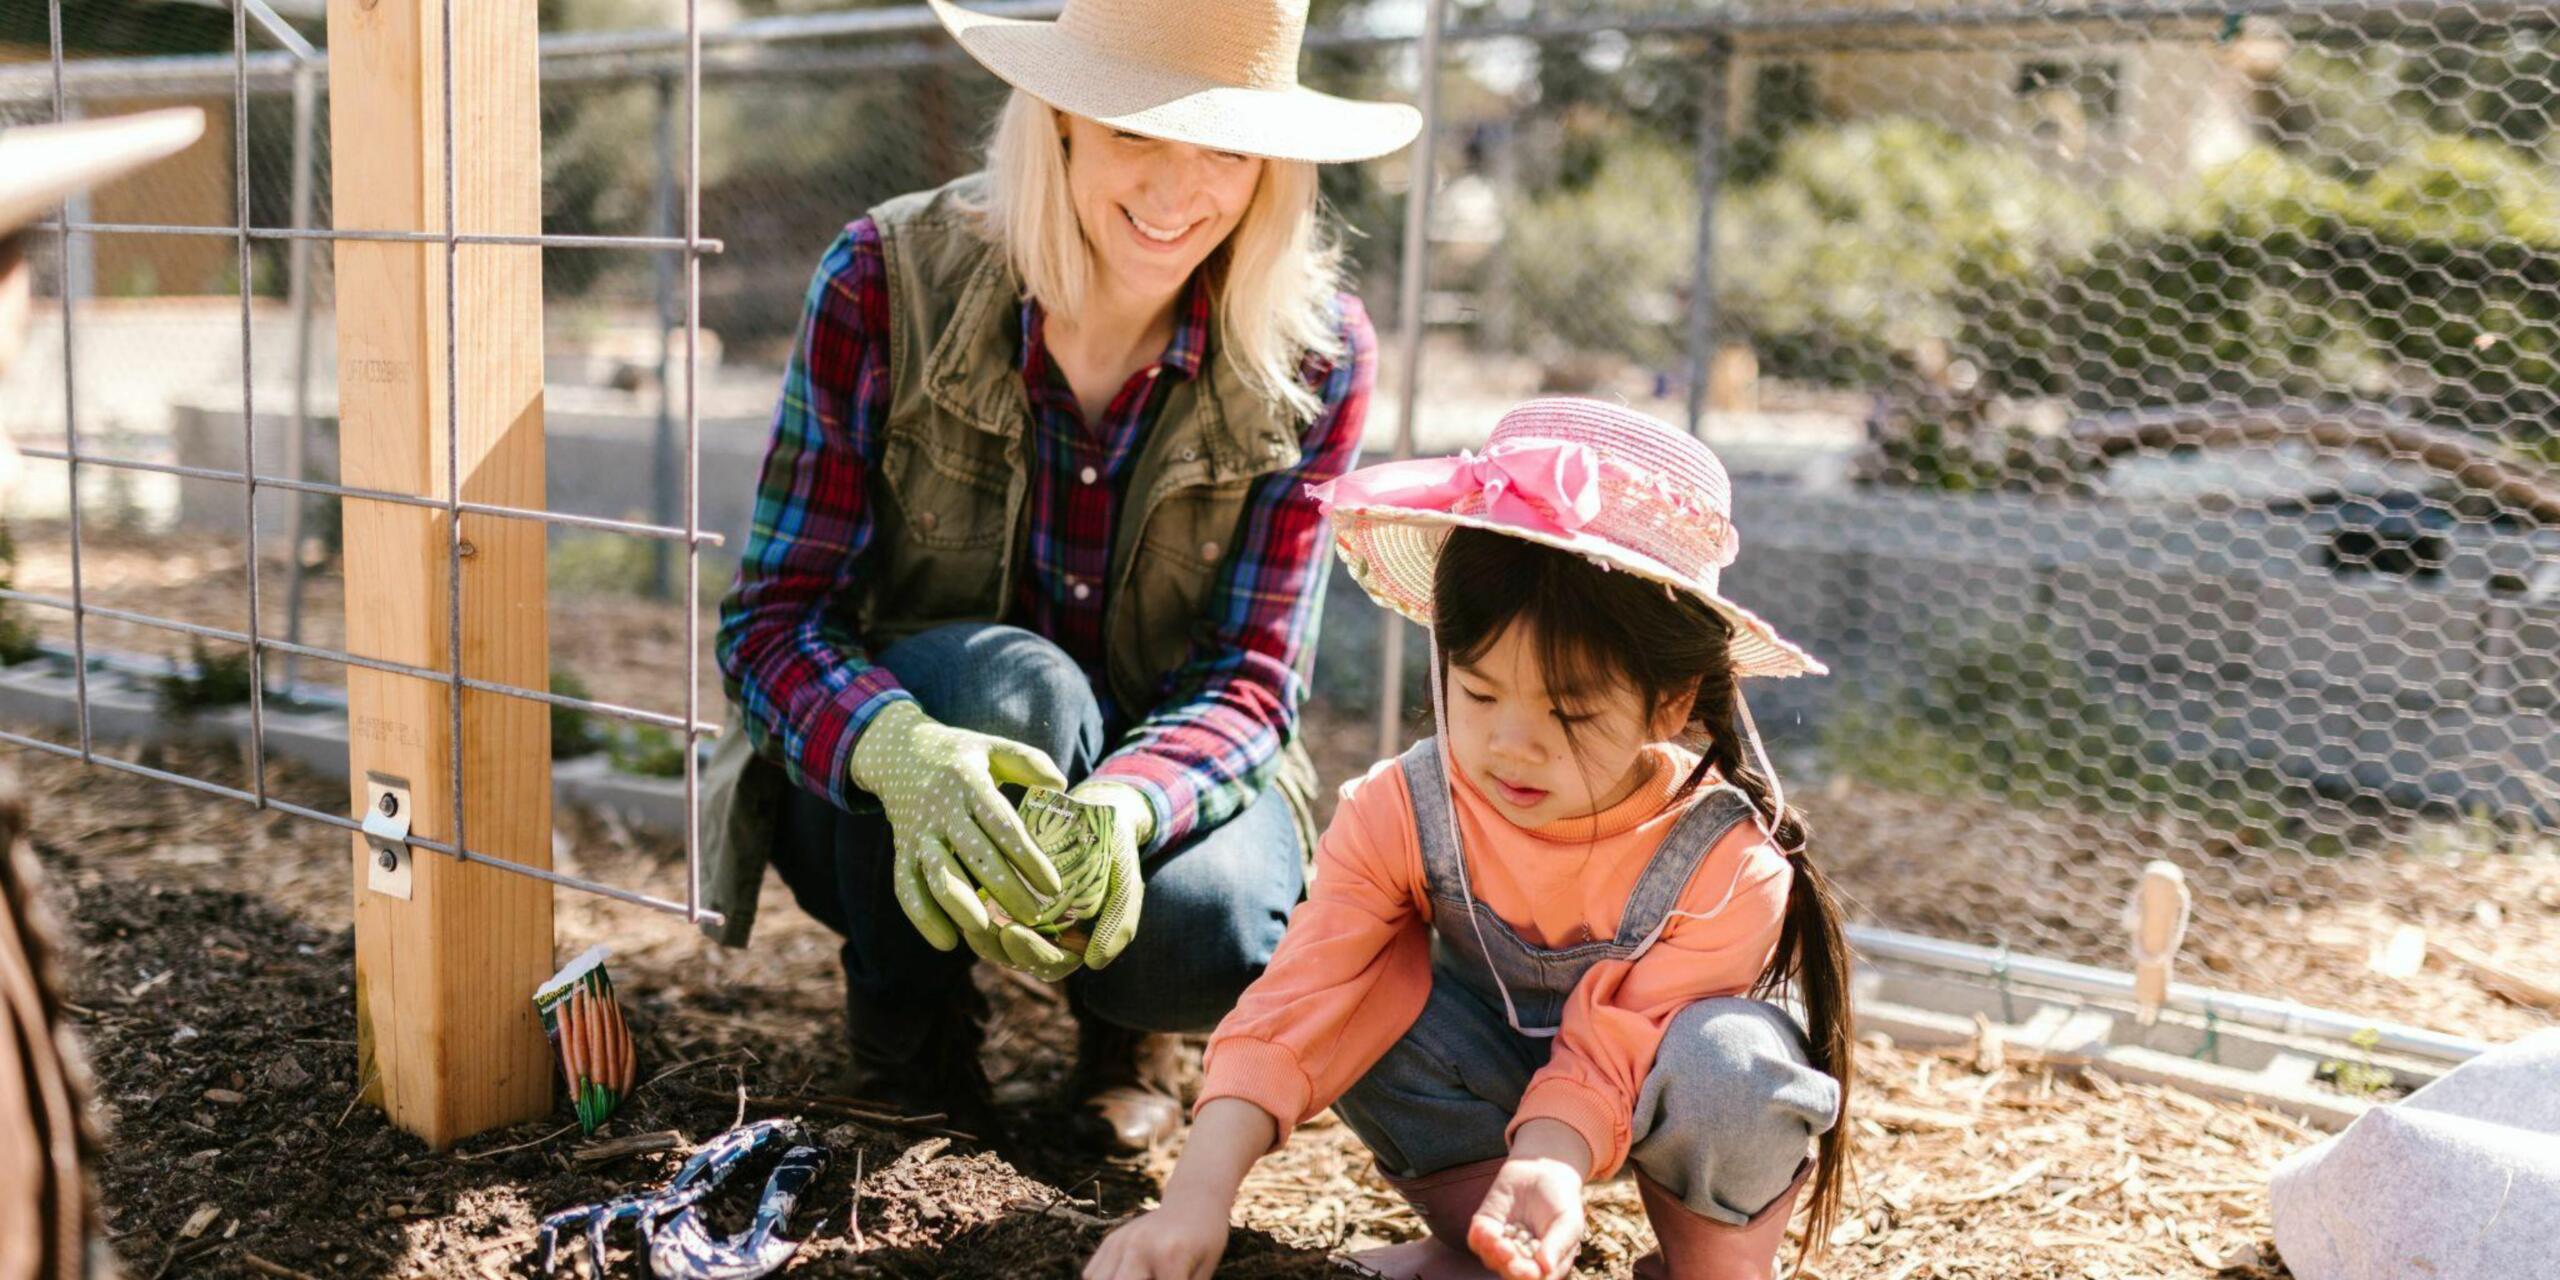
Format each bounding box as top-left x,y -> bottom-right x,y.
1084,398 -> 1854,1280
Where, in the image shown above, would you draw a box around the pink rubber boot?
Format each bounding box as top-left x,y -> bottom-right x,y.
1632,1160 -> 1811,1280
1346,1158 -> 1506,1280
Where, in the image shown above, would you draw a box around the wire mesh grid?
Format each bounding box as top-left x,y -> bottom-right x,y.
4,0 -> 2557,1042
1382,0 -> 2560,1039
9,0 -> 722,923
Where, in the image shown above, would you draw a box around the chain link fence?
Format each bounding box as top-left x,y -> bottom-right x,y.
1345,0 -> 2559,1048
2,0 -> 2556,1045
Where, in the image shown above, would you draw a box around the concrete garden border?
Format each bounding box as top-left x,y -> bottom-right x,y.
0,654 -> 687,833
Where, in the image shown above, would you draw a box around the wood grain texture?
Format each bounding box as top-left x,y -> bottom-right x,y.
329,0 -> 553,1149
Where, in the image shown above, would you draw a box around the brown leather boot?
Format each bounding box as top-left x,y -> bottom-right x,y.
1346,1158 -> 1505,1280
841,978 -> 998,1139
1632,1160 -> 1810,1280
1065,991 -> 1187,1154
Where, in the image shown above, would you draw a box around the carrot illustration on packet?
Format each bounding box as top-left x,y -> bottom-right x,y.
534,946 -> 636,1133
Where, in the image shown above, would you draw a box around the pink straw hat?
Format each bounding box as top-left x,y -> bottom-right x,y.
1312,397 -> 1825,680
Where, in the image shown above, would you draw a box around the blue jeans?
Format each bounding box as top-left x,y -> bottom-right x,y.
768,624 -> 1307,1034
1331,973 -> 1839,1224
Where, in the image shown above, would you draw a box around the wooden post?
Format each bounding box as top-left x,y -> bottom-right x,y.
328,0 -> 553,1148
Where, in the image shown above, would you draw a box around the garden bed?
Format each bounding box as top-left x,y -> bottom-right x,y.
16,733 -> 2322,1279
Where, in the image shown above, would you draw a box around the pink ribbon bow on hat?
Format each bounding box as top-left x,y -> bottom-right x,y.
1310,438 -> 1607,535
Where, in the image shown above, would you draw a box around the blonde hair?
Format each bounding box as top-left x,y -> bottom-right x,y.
967,91 -> 1345,422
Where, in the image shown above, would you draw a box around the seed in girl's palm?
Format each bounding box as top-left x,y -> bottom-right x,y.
1501,1222 -> 1536,1253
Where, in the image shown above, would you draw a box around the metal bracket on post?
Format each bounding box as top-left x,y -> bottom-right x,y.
363,772 -> 415,901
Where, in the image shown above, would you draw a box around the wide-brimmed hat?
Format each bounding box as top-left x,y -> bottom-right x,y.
0,109 -> 207,237
928,0 -> 1421,164
1312,397 -> 1826,680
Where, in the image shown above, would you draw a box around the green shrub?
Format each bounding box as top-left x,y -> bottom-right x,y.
1823,617 -> 2316,852
551,668 -> 605,760
607,724 -> 687,779
1961,136 -> 2560,456
549,531 -> 731,600
156,639 -> 257,718
1718,119 -> 2115,386
0,525 -> 42,667
550,533 -> 660,597
1496,141 -> 1699,368
1716,120 -> 2560,476
0,611 -> 36,667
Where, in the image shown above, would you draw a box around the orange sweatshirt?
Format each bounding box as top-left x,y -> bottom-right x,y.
1197,744 -> 1793,1179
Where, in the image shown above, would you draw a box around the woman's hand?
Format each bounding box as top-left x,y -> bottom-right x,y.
845,699 -> 1071,969
1063,780 -> 1151,970
1467,1120 -> 1591,1280
1083,1196 -> 1230,1280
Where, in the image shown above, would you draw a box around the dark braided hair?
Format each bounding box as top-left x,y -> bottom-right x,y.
1434,526 -> 1854,1255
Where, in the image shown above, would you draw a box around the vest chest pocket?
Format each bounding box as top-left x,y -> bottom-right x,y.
1125,480 -> 1254,674
880,431 -> 1012,549
874,429 -> 1014,627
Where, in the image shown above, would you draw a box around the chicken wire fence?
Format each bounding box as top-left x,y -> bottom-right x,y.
2,0 -> 2557,1042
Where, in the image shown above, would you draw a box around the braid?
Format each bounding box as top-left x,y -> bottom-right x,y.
1689,668 -> 1808,852
1691,663 -> 1853,1257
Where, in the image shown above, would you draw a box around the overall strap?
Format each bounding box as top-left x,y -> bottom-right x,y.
1611,781 -> 1761,949
1397,737 -> 1462,901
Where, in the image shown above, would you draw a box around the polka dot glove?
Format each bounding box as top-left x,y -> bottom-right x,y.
1059,780 -> 1150,972
847,700 -> 1070,967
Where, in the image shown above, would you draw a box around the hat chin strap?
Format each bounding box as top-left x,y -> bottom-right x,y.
1734,684 -> 1793,851
1428,636 -> 1557,1039
1426,636 -> 1797,1042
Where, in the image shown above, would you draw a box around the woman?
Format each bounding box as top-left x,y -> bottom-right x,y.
705,0 -> 1417,1154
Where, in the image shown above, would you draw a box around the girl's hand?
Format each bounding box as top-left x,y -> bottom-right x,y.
1083,1196 -> 1230,1280
1466,1156 -> 1585,1280
1467,1119 -> 1592,1280
1085,1099 -> 1275,1280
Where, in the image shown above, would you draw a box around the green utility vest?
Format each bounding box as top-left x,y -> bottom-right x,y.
697,174 -> 1326,946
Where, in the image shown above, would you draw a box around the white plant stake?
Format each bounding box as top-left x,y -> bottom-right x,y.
2126,861 -> 2192,1025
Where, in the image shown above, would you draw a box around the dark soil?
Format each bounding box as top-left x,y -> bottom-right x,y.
55,866 -> 1361,1279
19,728 -> 2311,1279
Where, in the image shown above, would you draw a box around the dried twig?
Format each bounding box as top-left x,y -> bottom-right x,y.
637,1051 -> 745,1095
685,1086 -> 978,1142
992,963 -> 1067,1007
2441,940 -> 2560,1012
1005,1196 -> 1122,1231
453,1121 -> 579,1164
571,1129 -> 686,1165
146,1236 -> 222,1280
335,1063 -> 377,1130
1941,1158 -> 2052,1205
848,1149 -> 864,1250
237,1250 -> 324,1280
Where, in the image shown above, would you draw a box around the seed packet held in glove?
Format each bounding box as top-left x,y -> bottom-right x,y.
1010,787 -> 1115,950
534,945 -> 637,1134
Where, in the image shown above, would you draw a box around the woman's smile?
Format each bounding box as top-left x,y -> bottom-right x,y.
1120,204 -> 1203,252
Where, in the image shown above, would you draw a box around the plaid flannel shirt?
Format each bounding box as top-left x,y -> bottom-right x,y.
717,219 -> 1373,853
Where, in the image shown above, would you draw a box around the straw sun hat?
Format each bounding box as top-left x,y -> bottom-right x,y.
928,0 -> 1421,164
1312,397 -> 1827,680
0,109 -> 206,238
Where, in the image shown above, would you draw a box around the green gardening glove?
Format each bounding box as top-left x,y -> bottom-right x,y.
847,700 -> 1071,969
1057,780 -> 1149,971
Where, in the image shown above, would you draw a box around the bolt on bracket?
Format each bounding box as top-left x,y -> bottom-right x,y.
362,772 -> 415,900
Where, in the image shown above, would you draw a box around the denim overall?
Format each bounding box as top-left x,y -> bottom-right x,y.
1330,739 -> 1841,1224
